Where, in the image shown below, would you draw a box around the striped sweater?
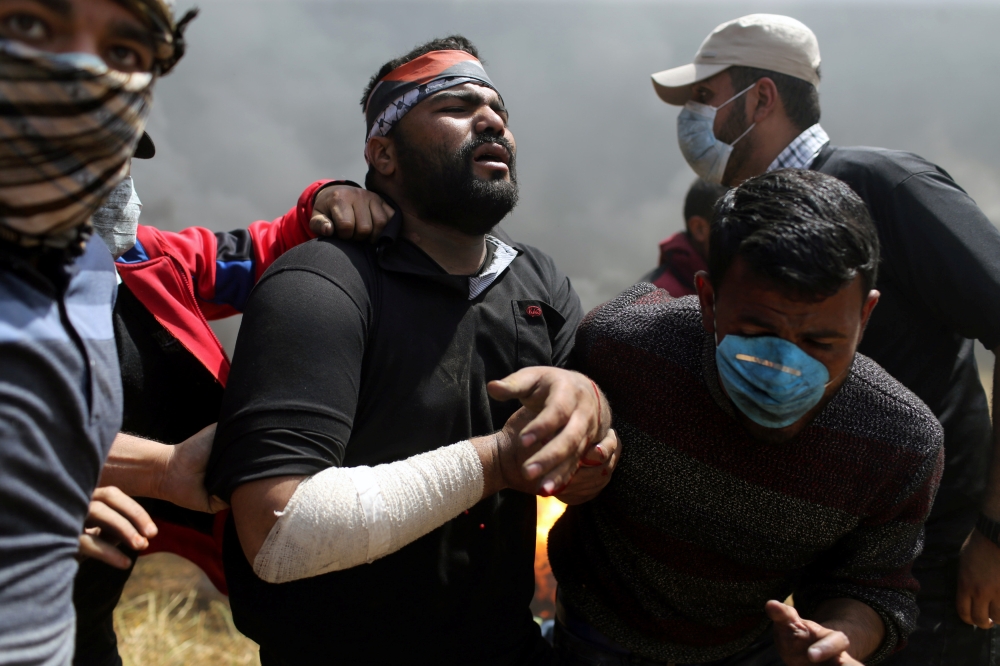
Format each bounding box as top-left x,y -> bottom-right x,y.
549,286 -> 944,664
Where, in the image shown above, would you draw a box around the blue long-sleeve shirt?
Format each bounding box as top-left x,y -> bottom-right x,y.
0,237 -> 122,665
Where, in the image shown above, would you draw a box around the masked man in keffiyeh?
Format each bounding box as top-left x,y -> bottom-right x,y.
0,3 -> 393,664
0,1 -> 192,663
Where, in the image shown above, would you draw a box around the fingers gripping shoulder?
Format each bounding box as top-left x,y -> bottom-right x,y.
252,441 -> 484,583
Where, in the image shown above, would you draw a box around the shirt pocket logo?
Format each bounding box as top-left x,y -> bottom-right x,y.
512,300 -> 565,368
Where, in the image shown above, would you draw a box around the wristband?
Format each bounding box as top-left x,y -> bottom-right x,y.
975,513 -> 1000,548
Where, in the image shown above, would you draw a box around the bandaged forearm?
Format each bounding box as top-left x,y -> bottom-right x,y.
253,440 -> 484,583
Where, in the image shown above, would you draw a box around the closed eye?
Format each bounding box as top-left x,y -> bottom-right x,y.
734,328 -> 776,338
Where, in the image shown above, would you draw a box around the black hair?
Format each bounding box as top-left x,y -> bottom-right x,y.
709,169 -> 878,300
684,178 -> 729,223
728,65 -> 821,132
360,35 -> 481,111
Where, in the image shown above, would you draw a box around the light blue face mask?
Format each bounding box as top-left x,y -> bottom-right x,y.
715,334 -> 831,429
676,83 -> 756,185
91,176 -> 142,260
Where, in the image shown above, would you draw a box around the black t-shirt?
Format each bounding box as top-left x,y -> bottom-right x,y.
814,146 -> 1000,560
205,217 -> 582,665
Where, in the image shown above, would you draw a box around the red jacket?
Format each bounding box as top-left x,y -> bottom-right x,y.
649,232 -> 707,298
114,179 -> 335,593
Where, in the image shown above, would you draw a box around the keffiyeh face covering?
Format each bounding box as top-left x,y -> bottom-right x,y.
0,39 -> 154,250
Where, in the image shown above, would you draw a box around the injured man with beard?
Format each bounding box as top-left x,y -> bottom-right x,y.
204,35 -> 618,666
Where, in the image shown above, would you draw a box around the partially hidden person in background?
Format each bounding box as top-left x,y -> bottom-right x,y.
72,129 -> 395,665
651,14 -> 1000,664
205,35 -> 617,666
550,169 -> 944,666
0,0 -> 189,663
640,178 -> 728,296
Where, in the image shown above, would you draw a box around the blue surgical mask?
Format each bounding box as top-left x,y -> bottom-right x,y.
715,333 -> 830,429
676,83 -> 756,185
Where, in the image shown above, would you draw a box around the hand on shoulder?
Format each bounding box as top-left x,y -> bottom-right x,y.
311,184 -> 394,241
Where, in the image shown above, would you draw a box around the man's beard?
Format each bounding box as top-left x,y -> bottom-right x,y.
394,130 -> 519,236
718,99 -> 756,186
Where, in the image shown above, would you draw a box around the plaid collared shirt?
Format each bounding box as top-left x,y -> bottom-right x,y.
767,124 -> 830,172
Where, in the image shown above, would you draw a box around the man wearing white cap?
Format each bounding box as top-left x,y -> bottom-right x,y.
651,13 -> 1000,665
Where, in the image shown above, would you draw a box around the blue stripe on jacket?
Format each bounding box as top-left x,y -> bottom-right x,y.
211,229 -> 255,310
115,230 -> 258,312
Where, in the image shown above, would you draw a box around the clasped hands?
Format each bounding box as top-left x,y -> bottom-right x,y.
475,366 -> 618,505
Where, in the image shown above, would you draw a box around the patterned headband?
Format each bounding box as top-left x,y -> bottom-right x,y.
364,50 -> 500,143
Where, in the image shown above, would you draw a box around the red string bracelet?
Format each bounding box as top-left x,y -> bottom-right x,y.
590,379 -> 602,435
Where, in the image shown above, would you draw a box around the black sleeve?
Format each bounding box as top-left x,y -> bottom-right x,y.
547,262 -> 584,369
205,250 -> 370,502
879,170 -> 1000,349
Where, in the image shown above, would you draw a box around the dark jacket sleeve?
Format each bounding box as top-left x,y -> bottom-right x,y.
205,240 -> 371,502
537,250 -> 583,368
794,439 -> 945,664
870,168 -> 1000,349
552,281 -> 583,368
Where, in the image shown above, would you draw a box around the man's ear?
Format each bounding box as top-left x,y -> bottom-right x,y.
749,77 -> 780,125
859,289 -> 881,339
365,136 -> 396,177
687,215 -> 711,247
694,270 -> 716,335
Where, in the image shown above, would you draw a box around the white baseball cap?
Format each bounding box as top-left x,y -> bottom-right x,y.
651,14 -> 821,106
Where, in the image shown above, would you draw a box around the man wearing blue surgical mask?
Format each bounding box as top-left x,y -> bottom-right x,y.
651,15 -> 1000,665
549,169 -> 944,666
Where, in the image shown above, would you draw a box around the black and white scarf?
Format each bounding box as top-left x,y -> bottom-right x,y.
0,39 -> 153,251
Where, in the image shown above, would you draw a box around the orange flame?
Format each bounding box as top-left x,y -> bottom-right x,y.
531,496 -> 567,619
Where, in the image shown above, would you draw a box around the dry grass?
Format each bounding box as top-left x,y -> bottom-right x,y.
114,553 -> 260,666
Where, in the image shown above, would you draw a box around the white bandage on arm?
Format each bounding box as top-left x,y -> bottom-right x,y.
252,440 -> 484,584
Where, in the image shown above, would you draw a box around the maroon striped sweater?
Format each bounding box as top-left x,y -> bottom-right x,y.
549,286 -> 944,664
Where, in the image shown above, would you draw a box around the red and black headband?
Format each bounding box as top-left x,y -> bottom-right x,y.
364,50 -> 500,142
